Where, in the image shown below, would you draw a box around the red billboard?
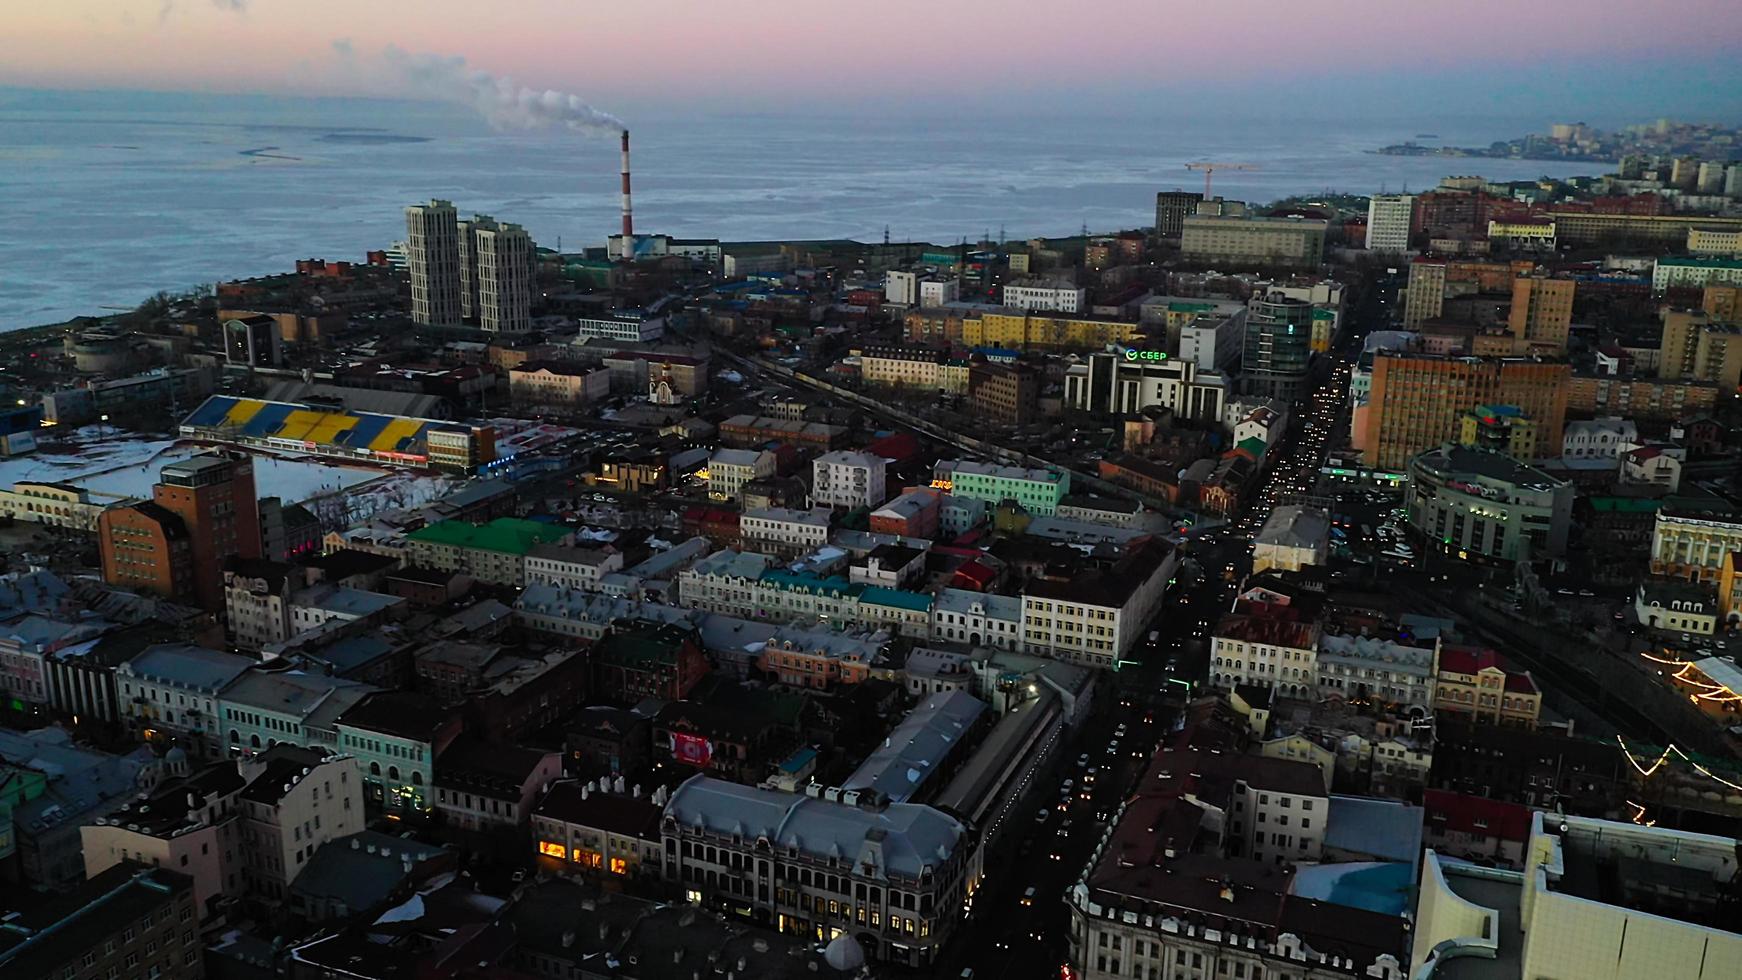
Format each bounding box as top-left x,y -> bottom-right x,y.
672,732 -> 713,768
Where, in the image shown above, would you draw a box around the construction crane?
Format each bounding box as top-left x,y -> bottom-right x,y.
1185,161 -> 1256,198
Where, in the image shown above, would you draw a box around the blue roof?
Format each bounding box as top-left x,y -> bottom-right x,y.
1288,862 -> 1415,917
241,402 -> 295,438
183,395 -> 237,428
758,569 -> 862,599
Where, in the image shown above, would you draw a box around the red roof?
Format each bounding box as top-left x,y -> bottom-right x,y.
1438,645 -> 1500,675
1503,671 -> 1539,695
865,431 -> 919,463
1423,789 -> 1532,843
950,560 -> 996,591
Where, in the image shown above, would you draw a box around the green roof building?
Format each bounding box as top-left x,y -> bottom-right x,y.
405,518 -> 574,587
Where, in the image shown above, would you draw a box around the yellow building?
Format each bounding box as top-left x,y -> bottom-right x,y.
1719,551 -> 1742,625
857,345 -> 970,393
1705,284 -> 1742,321
1456,405 -> 1538,460
1487,219 -> 1557,250
1651,507 -> 1742,582
1434,647 -> 1540,728
962,312 -> 1143,351
1660,307 -> 1742,393
1689,226 -> 1742,257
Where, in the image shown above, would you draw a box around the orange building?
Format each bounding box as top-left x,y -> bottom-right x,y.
98,451 -> 262,610
1363,354 -> 1569,470
1507,277 -> 1575,354
97,501 -> 195,601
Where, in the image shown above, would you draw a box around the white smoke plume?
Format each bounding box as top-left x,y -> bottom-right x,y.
379,45 -> 624,136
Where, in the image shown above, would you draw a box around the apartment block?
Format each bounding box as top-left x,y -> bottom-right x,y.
1361,354 -> 1569,469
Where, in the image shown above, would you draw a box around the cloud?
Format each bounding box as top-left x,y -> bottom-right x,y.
377,44 -> 624,135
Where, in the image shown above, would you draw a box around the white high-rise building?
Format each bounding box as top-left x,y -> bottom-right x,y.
475,222 -> 533,333
811,450 -> 888,510
406,200 -> 461,327
1365,194 -> 1416,252
457,214 -> 496,321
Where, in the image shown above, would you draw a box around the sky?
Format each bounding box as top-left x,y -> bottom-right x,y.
1,0 -> 1740,122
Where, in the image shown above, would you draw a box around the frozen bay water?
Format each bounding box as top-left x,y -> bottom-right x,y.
0,88 -> 1600,329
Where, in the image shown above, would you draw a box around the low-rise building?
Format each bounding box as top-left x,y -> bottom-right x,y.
934,458 -> 1070,516
404,517 -> 575,587
1635,578 -> 1719,635
507,360 -> 611,408
708,448 -> 776,502
335,690 -> 462,814
432,735 -> 563,834
660,774 -> 975,968
740,506 -> 833,555
1252,504 -> 1330,573
532,782 -> 664,879
1651,505 -> 1742,582
0,864 -> 203,980
117,643 -> 257,759
524,544 -> 623,591
0,481 -> 113,531
1434,645 -> 1540,728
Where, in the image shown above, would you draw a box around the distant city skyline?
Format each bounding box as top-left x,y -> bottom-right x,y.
2,0 -> 1741,121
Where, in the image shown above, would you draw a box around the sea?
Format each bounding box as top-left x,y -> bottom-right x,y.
0,87 -> 1610,331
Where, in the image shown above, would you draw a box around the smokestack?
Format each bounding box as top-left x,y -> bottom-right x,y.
620,129 -> 634,242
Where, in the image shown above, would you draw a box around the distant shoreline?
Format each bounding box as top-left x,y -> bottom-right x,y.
1372,145 -> 1619,164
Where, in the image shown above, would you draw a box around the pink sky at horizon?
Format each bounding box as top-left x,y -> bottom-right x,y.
2,0 -> 1738,105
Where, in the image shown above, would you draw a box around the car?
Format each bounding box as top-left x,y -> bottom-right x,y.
1077,753 -> 1091,766
1036,808 -> 1051,823
1115,724 -> 1127,736
1061,779 -> 1074,791
1021,886 -> 1036,906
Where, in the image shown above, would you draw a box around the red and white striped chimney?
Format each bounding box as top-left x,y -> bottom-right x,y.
619,130 -> 634,241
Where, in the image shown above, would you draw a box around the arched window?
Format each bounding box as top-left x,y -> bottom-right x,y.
229,729 -> 239,744
370,762 -> 381,777
411,771 -> 423,785
249,735 -> 260,749
388,766 -> 400,782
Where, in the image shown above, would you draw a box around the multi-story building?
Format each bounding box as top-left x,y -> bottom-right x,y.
223,558 -> 295,651
1404,444 -> 1572,561
933,459 -> 1069,515
1365,194 -> 1415,252
0,481 -> 115,531
1317,614 -> 1439,713
1181,213 -> 1328,268
857,345 -> 970,393
100,454 -> 262,611
1066,747 -> 1401,980
218,667 -> 375,758
1507,276 -> 1575,354
235,744 -> 365,902
1660,307 -> 1742,392
1361,354 -> 1569,469
1689,225 -> 1742,257
573,311 -> 665,343
1650,506 -> 1742,582
524,544 -> 623,592
0,864 -> 203,980
532,782 -> 664,879
677,550 -> 773,615
433,735 -> 562,834
1244,293 -> 1315,402
1154,190 -> 1203,239
1456,404 -> 1538,459
1019,541 -> 1176,667
1487,218 -> 1557,251
1550,210 -> 1742,247
660,774 -> 975,968
1567,372 -> 1717,419
508,361 -> 611,408
473,220 -> 532,333
406,199 -> 461,327
1178,308 -> 1247,370
404,518 -> 575,588
117,644 -> 257,759
885,270 -> 958,307
1001,281 -> 1088,313
80,759 -> 244,916
336,690 -> 462,814
1403,258 -> 1446,329
1209,601 -> 1321,697
811,450 -> 887,511
1412,814 -> 1742,980
708,448 -> 776,501
1062,351 -> 1229,420
740,507 -> 833,554
1434,645 -> 1540,728
968,359 -> 1040,424
1652,255 -> 1742,293
960,311 -> 1143,351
